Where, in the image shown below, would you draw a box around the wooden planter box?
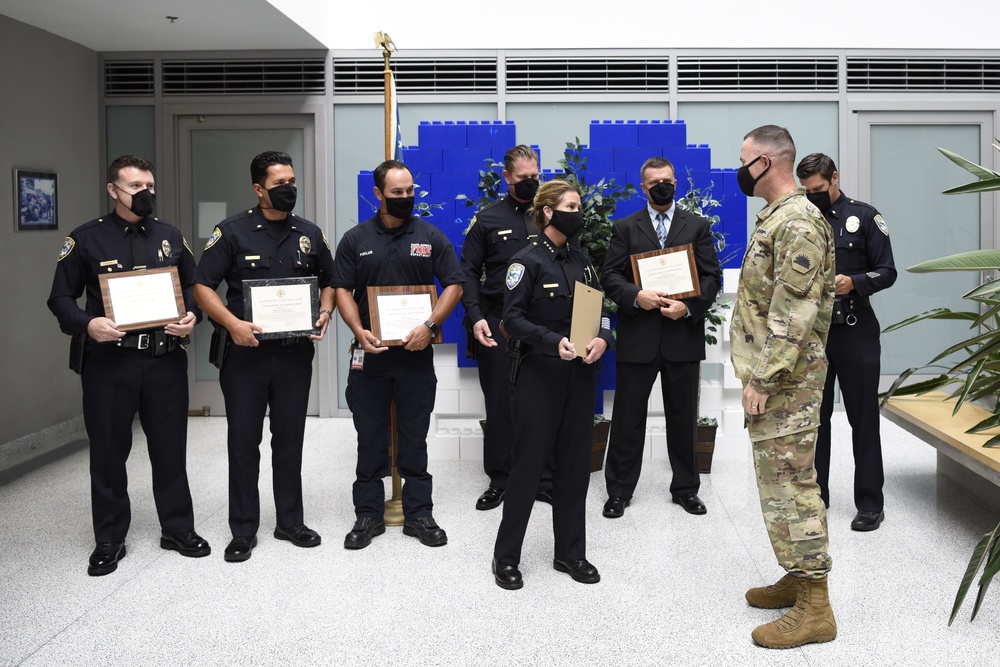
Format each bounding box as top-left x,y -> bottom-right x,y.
696,424 -> 717,474
592,420 -> 611,473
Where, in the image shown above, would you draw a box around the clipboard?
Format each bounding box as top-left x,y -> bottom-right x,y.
569,280 -> 603,358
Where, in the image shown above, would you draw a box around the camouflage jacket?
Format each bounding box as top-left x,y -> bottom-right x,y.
730,188 -> 835,439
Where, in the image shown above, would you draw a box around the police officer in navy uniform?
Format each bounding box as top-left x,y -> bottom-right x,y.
797,153 -> 897,531
333,159 -> 463,550
461,144 -> 557,511
492,180 -> 613,590
48,155 -> 209,576
193,151 -> 336,562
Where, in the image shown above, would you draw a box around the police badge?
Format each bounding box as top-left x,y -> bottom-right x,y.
161,239 -> 172,258
299,235 -> 311,254
845,216 -> 860,234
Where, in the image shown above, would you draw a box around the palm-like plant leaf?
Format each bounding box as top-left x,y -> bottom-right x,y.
969,533 -> 1000,621
908,249 -> 1000,273
882,308 -> 976,333
938,146 -> 1000,182
950,524 -> 1000,625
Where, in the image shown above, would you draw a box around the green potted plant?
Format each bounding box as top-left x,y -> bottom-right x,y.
675,175 -> 733,473
881,141 -> 1000,624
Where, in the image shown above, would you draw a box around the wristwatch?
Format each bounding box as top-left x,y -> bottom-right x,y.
423,320 -> 438,335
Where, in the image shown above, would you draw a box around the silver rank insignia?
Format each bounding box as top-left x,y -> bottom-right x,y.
874,214 -> 889,236
299,235 -> 311,254
506,263 -> 525,290
845,216 -> 860,233
161,239 -> 172,258
205,226 -> 222,250
57,236 -> 75,261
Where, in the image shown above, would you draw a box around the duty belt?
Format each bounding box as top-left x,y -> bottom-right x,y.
832,296 -> 871,326
105,330 -> 181,355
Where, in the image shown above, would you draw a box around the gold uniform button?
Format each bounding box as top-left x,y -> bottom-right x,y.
251,262 -> 256,267
549,292 -> 554,297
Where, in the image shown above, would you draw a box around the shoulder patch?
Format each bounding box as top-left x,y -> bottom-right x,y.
874,214 -> 889,236
183,237 -> 194,255
205,226 -> 222,250
322,231 -> 331,251
57,236 -> 75,262
506,263 -> 525,290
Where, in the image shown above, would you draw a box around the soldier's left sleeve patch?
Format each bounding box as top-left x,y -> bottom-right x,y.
777,238 -> 821,296
205,226 -> 222,250
506,263 -> 525,290
57,236 -> 75,262
874,214 -> 889,236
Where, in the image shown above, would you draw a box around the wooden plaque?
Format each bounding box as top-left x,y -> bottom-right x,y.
629,243 -> 701,300
98,266 -> 185,332
367,284 -> 442,346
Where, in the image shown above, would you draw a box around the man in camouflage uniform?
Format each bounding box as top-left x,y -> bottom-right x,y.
730,125 -> 837,649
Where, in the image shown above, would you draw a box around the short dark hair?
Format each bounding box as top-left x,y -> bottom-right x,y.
373,159 -> 411,191
107,155 -> 154,184
744,125 -> 796,166
640,156 -> 675,183
503,145 -> 539,173
796,153 -> 838,182
250,151 -> 293,186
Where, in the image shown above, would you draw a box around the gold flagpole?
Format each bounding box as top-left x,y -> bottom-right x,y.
375,31 -> 404,527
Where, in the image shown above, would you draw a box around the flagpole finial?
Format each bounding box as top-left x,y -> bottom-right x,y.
373,31 -> 396,54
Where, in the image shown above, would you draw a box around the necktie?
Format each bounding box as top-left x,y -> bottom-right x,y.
130,225 -> 147,270
655,212 -> 668,249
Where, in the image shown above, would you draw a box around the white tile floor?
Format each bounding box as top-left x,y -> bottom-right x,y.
2,413 -> 999,666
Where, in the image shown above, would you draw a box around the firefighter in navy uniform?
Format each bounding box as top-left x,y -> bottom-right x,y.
333,159 -> 463,551
797,153 -> 897,532
193,151 -> 336,562
492,180 -> 613,591
47,155 -> 209,577
461,144 -> 556,511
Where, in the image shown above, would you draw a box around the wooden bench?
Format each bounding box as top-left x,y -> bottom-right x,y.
883,391 -> 1000,514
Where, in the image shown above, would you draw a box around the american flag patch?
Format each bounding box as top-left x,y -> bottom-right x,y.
411,243 -> 432,257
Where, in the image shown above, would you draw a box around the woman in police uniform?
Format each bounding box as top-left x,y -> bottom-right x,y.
492,180 -> 613,589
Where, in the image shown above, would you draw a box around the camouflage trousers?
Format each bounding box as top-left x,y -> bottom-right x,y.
751,428 -> 832,579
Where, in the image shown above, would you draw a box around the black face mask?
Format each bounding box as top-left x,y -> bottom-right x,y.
806,190 -> 832,213
737,155 -> 769,197
127,188 -> 156,218
383,194 -> 415,220
266,183 -> 297,213
648,181 -> 675,207
548,209 -> 584,239
512,177 -> 539,202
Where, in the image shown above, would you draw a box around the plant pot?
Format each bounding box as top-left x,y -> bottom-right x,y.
696,424 -> 717,474
592,420 -> 611,473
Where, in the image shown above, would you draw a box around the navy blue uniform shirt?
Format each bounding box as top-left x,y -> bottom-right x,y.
460,196 -> 536,322
48,211 -> 199,334
193,206 -> 335,320
503,236 -> 613,357
331,214 -> 463,331
826,193 -> 896,297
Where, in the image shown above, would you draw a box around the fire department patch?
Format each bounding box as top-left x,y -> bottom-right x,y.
411,243 -> 432,257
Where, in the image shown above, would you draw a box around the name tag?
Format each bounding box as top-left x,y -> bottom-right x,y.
498,229 -> 513,235
543,283 -> 559,289
244,255 -> 261,260
100,259 -> 118,267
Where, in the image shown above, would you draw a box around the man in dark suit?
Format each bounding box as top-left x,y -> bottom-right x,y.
601,156 -> 722,517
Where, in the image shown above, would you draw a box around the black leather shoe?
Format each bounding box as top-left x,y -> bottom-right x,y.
851,510 -> 884,531
492,558 -> 523,590
672,492 -> 707,515
402,516 -> 448,547
553,558 -> 601,584
603,496 -> 630,518
476,486 -> 505,511
535,489 -> 553,505
160,530 -> 211,558
344,517 -> 386,550
274,524 -> 322,548
88,542 -> 126,576
224,535 -> 257,563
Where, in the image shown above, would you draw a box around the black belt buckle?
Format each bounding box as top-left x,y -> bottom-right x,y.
137,333 -> 150,350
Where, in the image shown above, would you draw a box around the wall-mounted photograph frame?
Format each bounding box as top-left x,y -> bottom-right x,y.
14,169 -> 58,231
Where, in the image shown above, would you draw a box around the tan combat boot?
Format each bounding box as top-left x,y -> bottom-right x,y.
751,576 -> 837,649
745,573 -> 800,609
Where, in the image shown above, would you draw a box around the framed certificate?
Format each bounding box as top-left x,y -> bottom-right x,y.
629,244 -> 701,300
98,266 -> 185,332
367,285 -> 442,346
243,276 -> 320,340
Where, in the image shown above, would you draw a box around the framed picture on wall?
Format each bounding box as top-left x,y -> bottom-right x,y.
14,170 -> 58,231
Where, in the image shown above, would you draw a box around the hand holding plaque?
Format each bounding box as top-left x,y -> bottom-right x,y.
367,285 -> 442,346
243,277 -> 320,339
629,243 -> 701,299
98,266 -> 185,332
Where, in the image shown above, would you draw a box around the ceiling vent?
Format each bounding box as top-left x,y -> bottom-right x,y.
333,58 -> 497,94
677,57 -> 838,92
104,60 -> 155,97
847,57 -> 1000,91
161,59 -> 325,95
505,57 -> 670,93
